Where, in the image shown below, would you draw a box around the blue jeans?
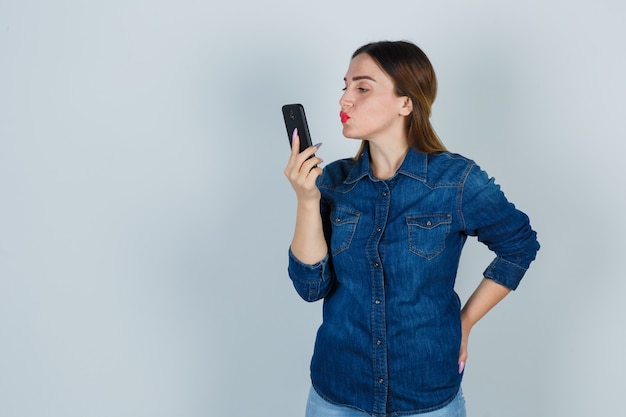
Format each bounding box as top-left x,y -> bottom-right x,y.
305,386 -> 466,417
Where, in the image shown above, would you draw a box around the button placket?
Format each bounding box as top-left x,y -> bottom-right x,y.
369,181 -> 391,414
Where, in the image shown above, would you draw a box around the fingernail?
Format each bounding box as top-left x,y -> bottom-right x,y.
292,128 -> 298,140
313,143 -> 322,148
458,362 -> 465,374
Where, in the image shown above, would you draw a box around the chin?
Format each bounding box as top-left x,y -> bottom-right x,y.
342,127 -> 360,140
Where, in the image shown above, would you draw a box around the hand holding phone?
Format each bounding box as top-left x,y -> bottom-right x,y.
282,104 -> 327,264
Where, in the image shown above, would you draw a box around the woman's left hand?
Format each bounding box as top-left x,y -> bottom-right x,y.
458,322 -> 470,374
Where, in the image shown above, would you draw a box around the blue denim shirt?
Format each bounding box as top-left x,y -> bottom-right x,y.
288,144 -> 539,416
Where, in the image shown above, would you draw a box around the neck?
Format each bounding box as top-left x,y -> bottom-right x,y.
368,140 -> 410,180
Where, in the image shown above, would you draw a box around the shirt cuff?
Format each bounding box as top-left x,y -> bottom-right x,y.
288,248 -> 332,302
483,257 -> 528,291
288,247 -> 329,278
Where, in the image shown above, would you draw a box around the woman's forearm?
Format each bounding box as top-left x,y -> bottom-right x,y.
290,200 -> 328,265
458,278 -> 511,368
461,278 -> 511,330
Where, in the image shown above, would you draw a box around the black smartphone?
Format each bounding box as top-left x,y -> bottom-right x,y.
282,103 -> 314,153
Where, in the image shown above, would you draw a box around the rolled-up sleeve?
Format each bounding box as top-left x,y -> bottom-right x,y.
287,248 -> 334,302
461,164 -> 540,290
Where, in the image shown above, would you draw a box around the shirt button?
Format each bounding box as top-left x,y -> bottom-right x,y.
382,191 -> 387,197
373,262 -> 379,267
378,378 -> 384,384
376,340 -> 382,345
375,300 -> 381,305
376,227 -> 382,232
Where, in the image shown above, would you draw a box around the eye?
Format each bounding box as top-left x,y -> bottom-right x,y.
341,86 -> 369,93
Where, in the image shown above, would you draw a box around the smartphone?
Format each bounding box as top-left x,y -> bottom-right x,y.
282,103 -> 314,153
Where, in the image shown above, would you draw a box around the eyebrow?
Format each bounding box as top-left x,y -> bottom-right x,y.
344,75 -> 377,82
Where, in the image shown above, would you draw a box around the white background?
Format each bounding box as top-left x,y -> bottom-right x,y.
1,1 -> 624,416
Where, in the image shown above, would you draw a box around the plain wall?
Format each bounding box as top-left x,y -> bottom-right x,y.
1,1 -> 624,416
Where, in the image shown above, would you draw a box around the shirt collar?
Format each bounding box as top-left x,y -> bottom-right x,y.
345,142 -> 428,184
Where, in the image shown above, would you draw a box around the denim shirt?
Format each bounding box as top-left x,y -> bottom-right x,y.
287,145 -> 539,416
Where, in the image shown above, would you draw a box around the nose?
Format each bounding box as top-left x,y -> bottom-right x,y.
339,90 -> 352,109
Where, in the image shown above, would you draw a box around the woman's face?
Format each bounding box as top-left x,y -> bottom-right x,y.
339,53 -> 411,143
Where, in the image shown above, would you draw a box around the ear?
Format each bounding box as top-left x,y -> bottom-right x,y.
399,96 -> 413,116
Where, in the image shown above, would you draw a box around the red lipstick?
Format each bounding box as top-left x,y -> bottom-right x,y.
340,111 -> 350,123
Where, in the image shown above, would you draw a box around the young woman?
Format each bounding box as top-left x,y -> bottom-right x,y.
284,40 -> 539,417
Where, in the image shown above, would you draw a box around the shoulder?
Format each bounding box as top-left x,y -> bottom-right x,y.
429,151 -> 475,168
426,152 -> 479,185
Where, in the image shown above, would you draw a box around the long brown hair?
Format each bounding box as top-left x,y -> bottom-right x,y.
351,41 -> 447,157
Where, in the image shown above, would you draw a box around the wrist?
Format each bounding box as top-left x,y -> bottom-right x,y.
297,198 -> 320,212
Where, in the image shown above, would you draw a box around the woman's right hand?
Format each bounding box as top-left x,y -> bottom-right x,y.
285,128 -> 328,264
284,128 -> 324,203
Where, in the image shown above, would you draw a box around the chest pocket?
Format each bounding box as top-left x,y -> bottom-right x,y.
330,207 -> 360,256
406,214 -> 452,260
